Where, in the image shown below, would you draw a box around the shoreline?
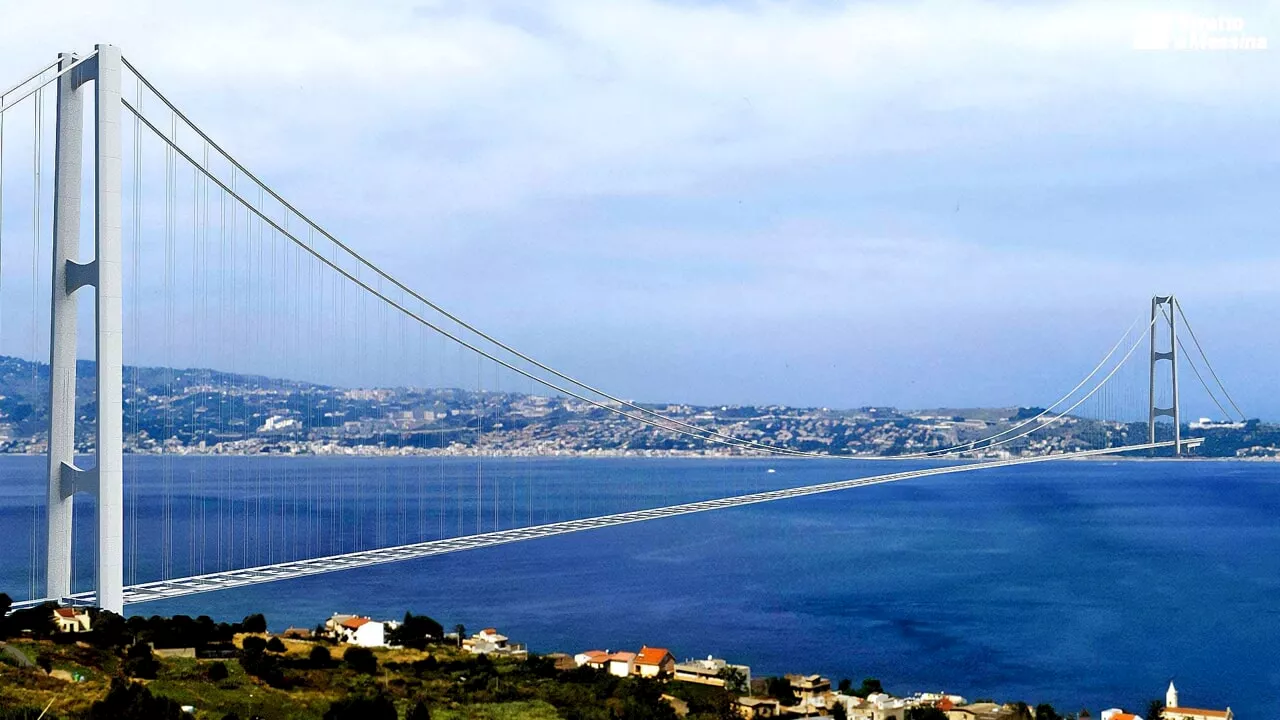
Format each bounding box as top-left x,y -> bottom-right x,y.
0,449 -> 1274,461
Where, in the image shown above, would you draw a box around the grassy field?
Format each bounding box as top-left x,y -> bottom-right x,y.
0,637 -> 530,719
0,633 -> 703,720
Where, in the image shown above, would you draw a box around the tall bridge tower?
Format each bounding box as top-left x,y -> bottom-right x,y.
45,46 -> 125,614
1148,295 -> 1181,455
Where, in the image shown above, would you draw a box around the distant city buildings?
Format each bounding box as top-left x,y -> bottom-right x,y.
5,354 -> 1270,458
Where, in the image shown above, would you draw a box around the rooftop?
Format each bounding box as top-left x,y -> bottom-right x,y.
636,646 -> 673,666
1165,709 -> 1231,719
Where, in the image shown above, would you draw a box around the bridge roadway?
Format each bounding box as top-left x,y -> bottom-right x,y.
13,439 -> 1195,610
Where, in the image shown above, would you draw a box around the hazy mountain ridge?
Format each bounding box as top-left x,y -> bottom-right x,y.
0,355 -> 1274,458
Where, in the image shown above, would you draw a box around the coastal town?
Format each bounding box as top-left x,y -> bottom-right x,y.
0,598 -> 1238,720
1,356 -> 1275,459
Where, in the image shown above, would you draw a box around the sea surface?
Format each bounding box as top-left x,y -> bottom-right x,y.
0,455 -> 1277,717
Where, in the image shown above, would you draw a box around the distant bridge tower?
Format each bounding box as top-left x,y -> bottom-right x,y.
1148,295 -> 1181,455
45,46 -> 124,614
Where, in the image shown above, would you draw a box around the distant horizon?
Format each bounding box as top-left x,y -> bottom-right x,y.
0,352 -> 1263,423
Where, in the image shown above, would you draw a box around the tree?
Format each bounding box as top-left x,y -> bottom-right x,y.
207,661 -> 229,682
0,593 -> 10,638
1147,700 -> 1165,720
309,644 -> 332,667
717,666 -> 748,695
832,702 -> 849,720
6,602 -> 56,638
1036,703 -> 1062,720
855,678 -> 885,698
405,701 -> 432,720
838,678 -> 853,693
265,636 -> 286,653
908,708 -> 948,720
389,612 -> 445,649
241,613 -> 267,634
87,609 -> 130,650
239,634 -> 288,688
453,623 -> 466,647
765,677 -> 798,707
123,642 -> 159,679
87,678 -> 185,719
344,645 -> 378,674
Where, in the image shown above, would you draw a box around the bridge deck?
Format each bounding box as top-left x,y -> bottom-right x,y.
12,440 -> 1193,610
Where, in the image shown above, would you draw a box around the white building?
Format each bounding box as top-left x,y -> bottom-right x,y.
835,692 -> 912,720
673,655 -> 752,689
52,607 -> 92,633
325,613 -> 395,647
258,415 -> 301,432
463,627 -> 527,657
578,650 -> 636,677
1189,418 -> 1245,430
1161,682 -> 1233,720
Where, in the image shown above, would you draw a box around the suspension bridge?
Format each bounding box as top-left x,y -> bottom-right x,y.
0,46 -> 1244,614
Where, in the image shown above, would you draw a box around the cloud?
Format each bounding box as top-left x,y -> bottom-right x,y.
5,0 -> 1276,216
1,0 -> 1277,412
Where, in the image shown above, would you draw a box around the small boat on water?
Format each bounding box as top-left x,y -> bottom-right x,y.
766,468 -> 776,473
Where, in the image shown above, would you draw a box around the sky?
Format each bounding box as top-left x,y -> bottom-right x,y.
1,0 -> 1278,417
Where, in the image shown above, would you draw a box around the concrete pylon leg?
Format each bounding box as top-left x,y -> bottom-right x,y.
44,45 -> 126,614
46,52 -> 85,603
95,44 -> 125,615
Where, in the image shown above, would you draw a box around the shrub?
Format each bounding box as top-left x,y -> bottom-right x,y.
86,678 -> 185,719
207,661 -> 229,682
123,643 -> 159,679
309,645 -> 332,668
323,694 -> 397,720
343,646 -> 378,674
265,637 -> 286,653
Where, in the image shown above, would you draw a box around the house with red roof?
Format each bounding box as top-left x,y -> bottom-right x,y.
575,649 -> 609,667
324,612 -> 393,647
633,646 -> 676,678
577,650 -> 637,677
606,651 -> 637,677
51,607 -> 92,634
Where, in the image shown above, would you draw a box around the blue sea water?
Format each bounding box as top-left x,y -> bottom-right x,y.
0,456 -> 1277,718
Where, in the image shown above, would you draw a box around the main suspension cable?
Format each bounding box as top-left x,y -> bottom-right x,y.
0,53 -> 96,117
121,65 -> 1153,461
1174,298 -> 1245,420
123,57 -> 1016,458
